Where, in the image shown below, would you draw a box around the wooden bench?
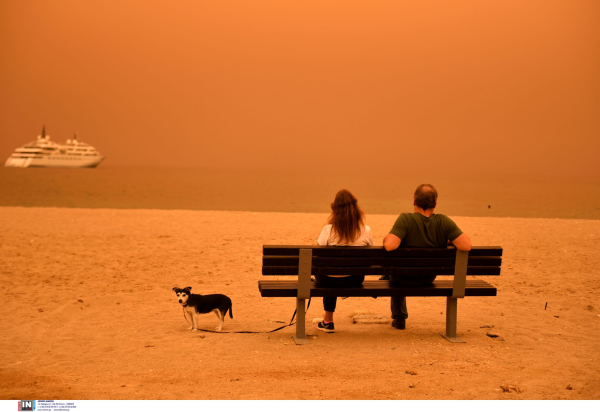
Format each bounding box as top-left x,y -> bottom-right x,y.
259,245 -> 502,344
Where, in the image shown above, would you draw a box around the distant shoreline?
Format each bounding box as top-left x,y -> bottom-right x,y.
1,166 -> 599,220
0,205 -> 600,220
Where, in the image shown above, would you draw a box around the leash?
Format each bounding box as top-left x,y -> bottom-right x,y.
181,297 -> 312,334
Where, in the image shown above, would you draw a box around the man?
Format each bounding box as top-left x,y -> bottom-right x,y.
383,184 -> 472,330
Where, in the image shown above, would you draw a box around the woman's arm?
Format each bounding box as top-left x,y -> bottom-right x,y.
317,225 -> 331,246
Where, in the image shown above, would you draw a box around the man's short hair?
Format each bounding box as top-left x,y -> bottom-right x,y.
414,184 -> 438,210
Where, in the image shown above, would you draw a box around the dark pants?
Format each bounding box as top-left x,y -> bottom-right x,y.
315,274 -> 365,313
390,274 -> 437,320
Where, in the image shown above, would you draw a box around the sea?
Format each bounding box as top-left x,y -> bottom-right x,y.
1,166 -> 599,220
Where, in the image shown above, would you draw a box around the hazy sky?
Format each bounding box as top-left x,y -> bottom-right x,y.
1,1 -> 599,176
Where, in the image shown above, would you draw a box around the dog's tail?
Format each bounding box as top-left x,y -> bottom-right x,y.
227,304 -> 233,318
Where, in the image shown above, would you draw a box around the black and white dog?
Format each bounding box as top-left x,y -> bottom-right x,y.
172,286 -> 233,332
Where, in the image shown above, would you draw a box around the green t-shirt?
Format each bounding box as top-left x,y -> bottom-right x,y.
389,213 -> 463,248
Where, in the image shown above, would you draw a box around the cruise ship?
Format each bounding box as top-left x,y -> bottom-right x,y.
5,127 -> 105,168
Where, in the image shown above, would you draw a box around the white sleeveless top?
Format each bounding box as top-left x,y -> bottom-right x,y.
317,224 -> 374,246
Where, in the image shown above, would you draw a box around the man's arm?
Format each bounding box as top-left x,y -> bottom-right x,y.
383,233 -> 401,251
452,233 -> 472,251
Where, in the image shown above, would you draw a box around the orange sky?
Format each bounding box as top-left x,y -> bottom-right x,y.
1,0 -> 599,176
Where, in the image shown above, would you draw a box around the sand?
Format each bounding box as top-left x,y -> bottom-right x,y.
1,206 -> 599,400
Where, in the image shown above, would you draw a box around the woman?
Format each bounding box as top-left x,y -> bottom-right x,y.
316,189 -> 373,332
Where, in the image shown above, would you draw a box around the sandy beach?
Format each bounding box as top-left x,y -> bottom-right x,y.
1,206 -> 599,400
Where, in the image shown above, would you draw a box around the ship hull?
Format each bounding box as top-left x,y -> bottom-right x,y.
5,156 -> 105,168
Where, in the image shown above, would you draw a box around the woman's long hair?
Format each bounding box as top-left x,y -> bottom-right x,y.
327,189 -> 365,244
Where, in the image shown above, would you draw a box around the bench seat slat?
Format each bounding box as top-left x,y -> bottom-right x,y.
263,245 -> 503,257
259,280 -> 497,297
263,256 -> 501,267
262,266 -> 501,277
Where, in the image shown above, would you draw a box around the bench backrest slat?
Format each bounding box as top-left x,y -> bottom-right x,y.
263,245 -> 502,257
263,256 -> 501,267
262,266 -> 501,277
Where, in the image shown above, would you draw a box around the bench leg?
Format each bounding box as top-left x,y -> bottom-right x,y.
293,298 -> 310,345
441,297 -> 466,343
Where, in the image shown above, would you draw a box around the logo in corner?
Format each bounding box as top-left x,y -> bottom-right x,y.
18,400 -> 36,411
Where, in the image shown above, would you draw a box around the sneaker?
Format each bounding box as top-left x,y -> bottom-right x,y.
391,319 -> 406,330
317,321 -> 335,333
